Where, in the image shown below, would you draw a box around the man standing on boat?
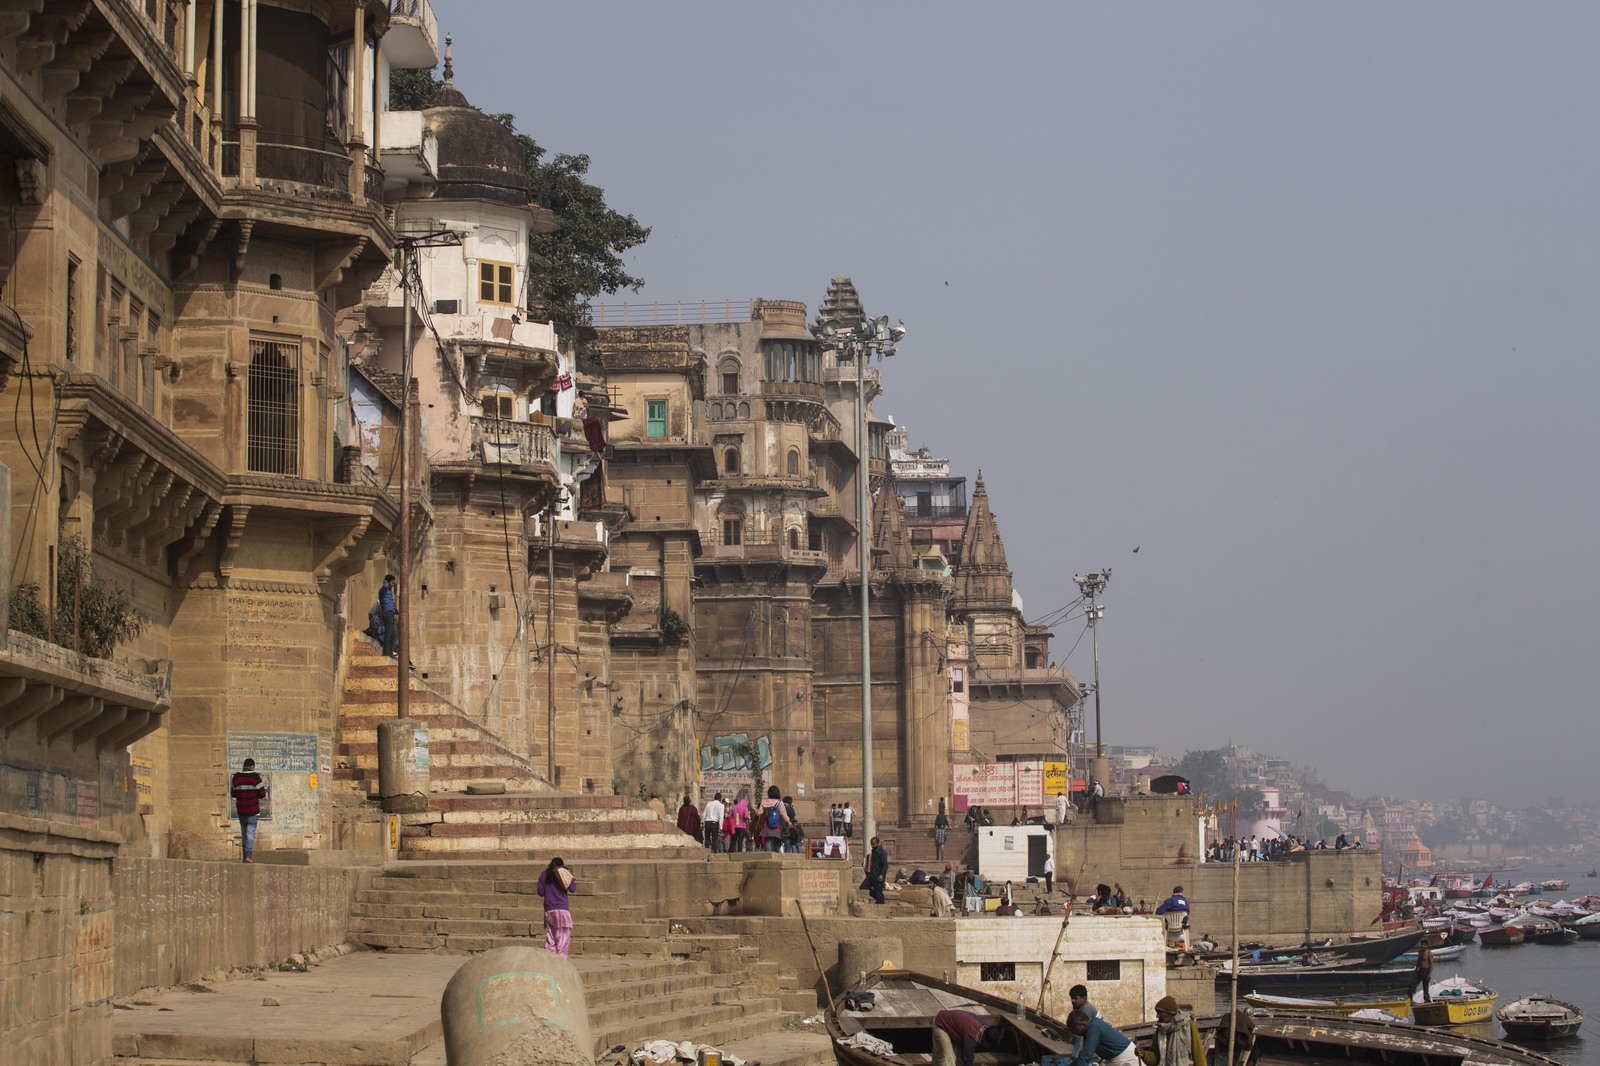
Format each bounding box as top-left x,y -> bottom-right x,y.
1141,996 -> 1206,1066
934,1009 -> 1002,1066
1410,943 -> 1434,1003
1067,1009 -> 1138,1066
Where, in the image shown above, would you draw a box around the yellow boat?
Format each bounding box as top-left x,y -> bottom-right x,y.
1412,977 -> 1497,1026
1245,993 -> 1412,1017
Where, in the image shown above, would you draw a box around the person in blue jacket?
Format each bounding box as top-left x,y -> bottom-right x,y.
1068,1009 -> 1138,1066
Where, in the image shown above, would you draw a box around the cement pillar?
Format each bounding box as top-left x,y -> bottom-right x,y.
378,719 -> 429,813
441,947 -> 592,1066
838,937 -> 903,993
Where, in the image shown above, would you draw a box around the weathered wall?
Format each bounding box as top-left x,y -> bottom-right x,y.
113,858 -> 366,995
956,915 -> 1167,1026
1183,850 -> 1384,948
0,813 -> 120,1066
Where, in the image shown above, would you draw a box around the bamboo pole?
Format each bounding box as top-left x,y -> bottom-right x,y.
1228,832 -> 1241,1066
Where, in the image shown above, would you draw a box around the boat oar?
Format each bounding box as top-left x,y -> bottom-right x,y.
797,902 -> 835,1011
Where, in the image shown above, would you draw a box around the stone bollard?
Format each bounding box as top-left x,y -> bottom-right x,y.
441,947 -> 592,1066
838,937 -> 904,993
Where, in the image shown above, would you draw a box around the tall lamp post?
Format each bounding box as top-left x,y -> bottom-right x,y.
1073,570 -> 1110,792
815,312 -> 904,844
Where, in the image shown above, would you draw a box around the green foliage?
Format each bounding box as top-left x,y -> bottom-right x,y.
8,535 -> 145,658
513,133 -> 650,344
388,67 -> 438,112
660,608 -> 690,643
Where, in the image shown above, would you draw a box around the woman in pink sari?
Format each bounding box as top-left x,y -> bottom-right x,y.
536,856 -> 575,957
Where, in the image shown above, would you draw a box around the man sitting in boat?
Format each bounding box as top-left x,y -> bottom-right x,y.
1067,1009 -> 1138,1066
934,1008 -> 1003,1066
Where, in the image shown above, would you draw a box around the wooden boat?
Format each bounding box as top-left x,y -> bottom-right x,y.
1412,977 -> 1497,1027
1387,942 -> 1465,966
1249,1012 -> 1569,1066
1537,879 -> 1568,892
1245,992 -> 1412,1017
827,967 -> 1079,1066
1447,922 -> 1478,945
1197,927 -> 1425,968
1574,913 -> 1600,940
1217,957 -> 1416,996
1477,923 -> 1525,947
1505,915 -> 1577,945
1497,994 -> 1584,1040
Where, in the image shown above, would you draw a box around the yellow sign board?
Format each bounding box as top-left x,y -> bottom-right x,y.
1043,762 -> 1068,797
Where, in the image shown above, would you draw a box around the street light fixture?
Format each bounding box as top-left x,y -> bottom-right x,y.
814,310 -> 904,843
1072,570 -> 1110,761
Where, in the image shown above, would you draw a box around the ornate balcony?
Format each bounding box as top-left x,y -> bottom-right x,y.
472,416 -> 556,470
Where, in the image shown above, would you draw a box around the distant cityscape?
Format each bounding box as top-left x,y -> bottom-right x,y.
1102,743 -> 1600,866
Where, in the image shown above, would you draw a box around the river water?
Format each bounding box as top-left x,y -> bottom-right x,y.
1421,862 -> 1600,1066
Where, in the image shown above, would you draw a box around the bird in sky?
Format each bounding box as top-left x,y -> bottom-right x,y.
1133,546 -> 1140,553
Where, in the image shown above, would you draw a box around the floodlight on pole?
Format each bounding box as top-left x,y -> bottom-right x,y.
813,308 -> 905,844
1072,570 -> 1110,759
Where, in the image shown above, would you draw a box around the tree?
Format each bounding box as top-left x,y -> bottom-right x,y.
386,73 -> 650,346
388,67 -> 437,112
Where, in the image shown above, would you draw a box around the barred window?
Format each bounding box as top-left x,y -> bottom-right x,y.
248,338 -> 299,474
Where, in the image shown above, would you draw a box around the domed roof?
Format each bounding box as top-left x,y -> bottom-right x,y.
424,38 -> 529,206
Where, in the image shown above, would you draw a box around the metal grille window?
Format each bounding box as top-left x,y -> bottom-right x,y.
248,339 -> 300,474
1086,960 -> 1121,981
65,258 -> 79,361
105,280 -> 123,386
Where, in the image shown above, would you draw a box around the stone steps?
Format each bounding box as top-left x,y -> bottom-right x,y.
334,640 -> 550,800
392,791 -> 701,861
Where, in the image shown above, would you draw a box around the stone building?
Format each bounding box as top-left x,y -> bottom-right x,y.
591,279 -> 1081,831
345,44 -> 624,794
0,0 -> 444,1057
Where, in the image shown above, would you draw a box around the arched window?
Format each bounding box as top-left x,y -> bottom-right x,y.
720,511 -> 743,546
788,527 -> 800,550
247,338 -> 299,474
724,448 -> 740,474
719,356 -> 741,396
787,449 -> 801,475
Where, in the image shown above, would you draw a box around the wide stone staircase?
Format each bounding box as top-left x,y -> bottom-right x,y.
348,860 -> 827,1064
336,645 -> 701,861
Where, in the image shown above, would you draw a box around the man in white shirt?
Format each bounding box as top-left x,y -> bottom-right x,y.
702,793 -> 726,853
841,802 -> 854,839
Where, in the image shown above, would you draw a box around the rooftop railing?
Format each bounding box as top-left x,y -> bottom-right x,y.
590,299 -> 754,327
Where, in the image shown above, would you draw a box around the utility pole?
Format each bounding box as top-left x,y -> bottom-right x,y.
814,310 -> 905,844
376,228 -> 466,815
1073,570 -> 1109,801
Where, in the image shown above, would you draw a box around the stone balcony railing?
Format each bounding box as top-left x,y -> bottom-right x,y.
472,417 -> 556,469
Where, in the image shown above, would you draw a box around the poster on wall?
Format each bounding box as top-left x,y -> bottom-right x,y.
699,733 -> 769,797
950,762 -> 1018,810
226,731 -> 320,834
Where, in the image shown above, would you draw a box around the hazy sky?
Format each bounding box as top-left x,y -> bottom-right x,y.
444,3 -> 1599,808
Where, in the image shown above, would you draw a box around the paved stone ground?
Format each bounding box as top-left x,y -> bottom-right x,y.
113,948 -> 833,1066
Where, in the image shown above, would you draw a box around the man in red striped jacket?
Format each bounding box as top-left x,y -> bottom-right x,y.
230,759 -> 268,863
